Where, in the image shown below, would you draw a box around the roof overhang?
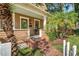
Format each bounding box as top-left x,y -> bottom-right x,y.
11,3 -> 50,19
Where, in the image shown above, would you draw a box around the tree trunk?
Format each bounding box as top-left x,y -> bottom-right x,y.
0,3 -> 18,56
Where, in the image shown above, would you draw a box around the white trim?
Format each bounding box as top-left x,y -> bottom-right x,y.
13,4 -> 48,16
34,19 -> 40,36
12,13 -> 15,30
43,16 -> 47,30
39,29 -> 42,37
20,16 -> 29,30
13,4 -> 45,19
34,19 -> 40,29
13,28 -> 29,31
30,4 -> 50,15
20,16 -> 30,37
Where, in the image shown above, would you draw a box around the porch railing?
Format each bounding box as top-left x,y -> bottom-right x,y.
0,42 -> 11,56
63,40 -> 77,56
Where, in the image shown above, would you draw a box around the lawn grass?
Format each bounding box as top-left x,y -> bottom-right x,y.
52,44 -> 63,53
52,35 -> 79,56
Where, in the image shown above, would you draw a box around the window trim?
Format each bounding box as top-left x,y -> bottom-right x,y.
34,19 -> 40,29
20,16 -> 29,30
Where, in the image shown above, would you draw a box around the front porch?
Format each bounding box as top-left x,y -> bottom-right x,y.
0,3 -> 48,41
13,13 -> 46,40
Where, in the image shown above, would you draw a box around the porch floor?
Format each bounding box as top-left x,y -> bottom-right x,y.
31,35 -> 40,40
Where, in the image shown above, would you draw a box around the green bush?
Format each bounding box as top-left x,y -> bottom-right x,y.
18,47 -> 44,56
47,32 -> 57,41
74,29 -> 79,35
33,49 -> 44,56
18,47 -> 32,56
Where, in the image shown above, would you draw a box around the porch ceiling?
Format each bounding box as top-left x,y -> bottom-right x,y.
11,4 -> 47,19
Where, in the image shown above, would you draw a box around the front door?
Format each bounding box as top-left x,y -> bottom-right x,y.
34,20 -> 40,35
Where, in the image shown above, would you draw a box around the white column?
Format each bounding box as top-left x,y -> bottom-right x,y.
39,29 -> 42,37
63,40 -> 66,56
67,42 -> 70,56
43,16 -> 47,30
72,45 -> 77,56
28,29 -> 30,39
12,13 -> 15,30
28,18 -> 30,39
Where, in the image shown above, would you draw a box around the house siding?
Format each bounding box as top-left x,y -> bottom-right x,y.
15,13 -> 43,36
0,30 -> 28,40
0,12 -> 44,40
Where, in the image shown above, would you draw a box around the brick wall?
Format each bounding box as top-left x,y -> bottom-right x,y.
0,31 -> 7,39
0,30 -> 28,40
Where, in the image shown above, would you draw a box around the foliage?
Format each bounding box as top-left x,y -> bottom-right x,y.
18,47 -> 44,56
18,47 -> 32,56
33,49 -> 44,56
67,35 -> 79,55
47,12 -> 78,31
74,29 -> 79,35
46,3 -> 62,13
46,32 -> 57,41
74,3 -> 79,13
46,12 -> 78,40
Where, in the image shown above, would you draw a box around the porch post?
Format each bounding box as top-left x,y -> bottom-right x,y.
67,42 -> 70,56
43,16 -> 47,30
28,29 -> 30,39
39,29 -> 42,37
12,13 -> 15,30
72,45 -> 77,56
28,19 -> 30,39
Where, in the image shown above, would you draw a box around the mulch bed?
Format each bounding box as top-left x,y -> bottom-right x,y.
52,39 -> 63,45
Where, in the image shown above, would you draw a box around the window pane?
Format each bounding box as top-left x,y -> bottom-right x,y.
21,19 -> 28,29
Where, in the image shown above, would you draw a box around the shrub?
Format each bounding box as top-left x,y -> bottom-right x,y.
18,47 -> 32,56
33,49 -> 44,56
46,32 -> 57,41
18,47 -> 44,56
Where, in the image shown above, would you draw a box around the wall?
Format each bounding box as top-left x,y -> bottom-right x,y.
0,12 -> 44,40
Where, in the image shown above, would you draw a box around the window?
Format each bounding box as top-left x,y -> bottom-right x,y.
21,18 -> 28,29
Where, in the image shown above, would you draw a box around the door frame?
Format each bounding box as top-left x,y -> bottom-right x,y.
34,19 -> 40,35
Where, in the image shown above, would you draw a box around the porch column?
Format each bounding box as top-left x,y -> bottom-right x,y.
28,19 -> 30,39
39,29 -> 42,37
12,13 -> 15,30
27,29 -> 30,39
43,16 -> 47,30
